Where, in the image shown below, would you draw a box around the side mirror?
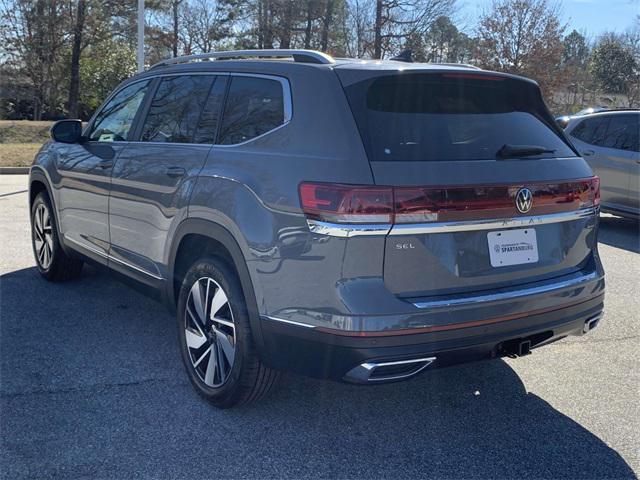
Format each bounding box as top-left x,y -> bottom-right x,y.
51,119 -> 83,144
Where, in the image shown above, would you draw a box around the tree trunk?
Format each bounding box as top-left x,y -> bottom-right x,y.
172,0 -> 180,57
373,0 -> 383,59
68,0 -> 86,119
279,1 -> 294,49
304,1 -> 313,49
320,0 -> 334,51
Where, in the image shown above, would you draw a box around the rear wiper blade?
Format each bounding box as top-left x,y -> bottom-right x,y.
497,144 -> 556,159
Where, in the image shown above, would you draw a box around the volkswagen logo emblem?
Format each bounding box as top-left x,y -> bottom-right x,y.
515,188 -> 533,214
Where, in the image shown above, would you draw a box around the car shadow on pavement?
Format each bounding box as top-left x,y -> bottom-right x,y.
1,266 -> 636,479
598,215 -> 639,253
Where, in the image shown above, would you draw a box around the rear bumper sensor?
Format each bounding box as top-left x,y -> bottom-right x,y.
343,357 -> 436,384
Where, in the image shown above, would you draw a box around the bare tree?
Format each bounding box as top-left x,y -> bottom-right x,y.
476,0 -> 566,101
181,0 -> 233,53
0,0 -> 71,119
371,0 -> 456,59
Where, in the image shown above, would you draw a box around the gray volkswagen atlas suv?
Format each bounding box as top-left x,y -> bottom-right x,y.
29,49 -> 605,407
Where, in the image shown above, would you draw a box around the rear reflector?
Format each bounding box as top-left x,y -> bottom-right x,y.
299,177 -> 599,225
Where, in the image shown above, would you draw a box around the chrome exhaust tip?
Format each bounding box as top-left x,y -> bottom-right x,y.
343,356 -> 436,384
583,312 -> 603,334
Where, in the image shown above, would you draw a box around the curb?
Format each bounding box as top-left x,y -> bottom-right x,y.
0,167 -> 30,175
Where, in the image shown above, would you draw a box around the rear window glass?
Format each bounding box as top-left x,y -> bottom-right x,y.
343,73 -> 575,162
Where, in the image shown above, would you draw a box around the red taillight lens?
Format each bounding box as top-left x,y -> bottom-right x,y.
591,176 -> 601,207
299,177 -> 600,225
299,183 -> 394,223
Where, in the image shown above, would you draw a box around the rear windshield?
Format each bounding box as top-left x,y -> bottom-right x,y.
342,73 -> 576,162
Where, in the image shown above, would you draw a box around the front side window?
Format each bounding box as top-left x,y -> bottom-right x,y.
571,117 -> 609,146
89,81 -> 149,142
141,75 -> 215,143
218,76 -> 286,145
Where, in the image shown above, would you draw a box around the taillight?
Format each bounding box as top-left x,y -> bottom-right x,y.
299,183 -> 393,224
591,176 -> 601,207
299,177 -> 600,225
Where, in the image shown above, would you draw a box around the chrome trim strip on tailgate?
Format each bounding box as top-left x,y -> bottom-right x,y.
412,271 -> 599,309
306,207 -> 597,237
307,220 -> 391,238
389,207 -> 597,235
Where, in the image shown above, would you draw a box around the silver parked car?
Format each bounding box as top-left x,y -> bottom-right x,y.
565,110 -> 640,219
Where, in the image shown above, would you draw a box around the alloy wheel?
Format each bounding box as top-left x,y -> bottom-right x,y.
184,277 -> 236,388
33,203 -> 53,270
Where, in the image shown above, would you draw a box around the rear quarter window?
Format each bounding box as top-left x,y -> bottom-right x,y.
218,76 -> 286,145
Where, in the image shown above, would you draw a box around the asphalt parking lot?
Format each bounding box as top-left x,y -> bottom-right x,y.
1,174 -> 638,479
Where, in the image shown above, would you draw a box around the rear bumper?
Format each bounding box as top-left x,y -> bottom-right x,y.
259,293 -> 604,382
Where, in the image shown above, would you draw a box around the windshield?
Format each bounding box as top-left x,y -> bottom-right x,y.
342,73 -> 576,162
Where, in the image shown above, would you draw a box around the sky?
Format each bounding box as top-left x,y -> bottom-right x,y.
459,0 -> 639,37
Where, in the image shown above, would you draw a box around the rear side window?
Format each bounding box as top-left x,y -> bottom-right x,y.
218,76 -> 286,145
141,75 -> 214,143
343,73 -> 575,161
89,80 -> 149,142
602,114 -> 639,152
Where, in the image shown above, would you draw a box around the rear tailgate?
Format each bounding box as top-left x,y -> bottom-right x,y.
337,68 -> 599,298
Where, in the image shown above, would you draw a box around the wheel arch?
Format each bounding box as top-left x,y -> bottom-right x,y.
167,219 -> 265,349
29,168 -> 73,256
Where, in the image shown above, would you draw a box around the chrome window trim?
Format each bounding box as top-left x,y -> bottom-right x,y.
306,208 -> 597,238
412,271 -> 599,309
88,72 -> 292,147
306,219 -> 391,238
389,207 -> 598,235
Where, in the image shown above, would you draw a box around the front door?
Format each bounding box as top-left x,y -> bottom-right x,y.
108,74 -> 227,284
56,80 -> 150,261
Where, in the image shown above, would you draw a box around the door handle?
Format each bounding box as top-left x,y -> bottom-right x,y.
98,160 -> 113,169
165,166 -> 186,178
582,150 -> 595,157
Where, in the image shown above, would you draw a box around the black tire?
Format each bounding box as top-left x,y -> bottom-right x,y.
177,256 -> 279,408
30,191 -> 83,281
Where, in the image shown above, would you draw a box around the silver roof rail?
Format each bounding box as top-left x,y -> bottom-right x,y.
150,49 -> 335,69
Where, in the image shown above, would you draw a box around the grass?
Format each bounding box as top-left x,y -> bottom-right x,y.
0,143 -> 43,167
0,120 -> 52,167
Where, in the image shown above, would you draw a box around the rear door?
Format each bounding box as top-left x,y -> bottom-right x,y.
568,114 -> 633,211
108,74 -> 227,283
596,113 -> 640,213
338,70 -> 598,298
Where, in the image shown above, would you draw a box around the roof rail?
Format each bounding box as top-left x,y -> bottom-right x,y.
149,49 -> 335,69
